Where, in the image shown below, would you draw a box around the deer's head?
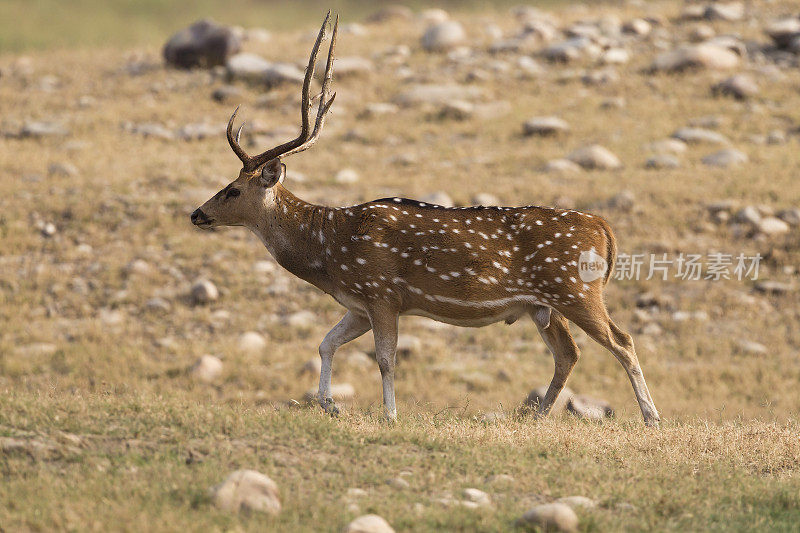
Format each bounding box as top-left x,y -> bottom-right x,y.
191,12 -> 337,229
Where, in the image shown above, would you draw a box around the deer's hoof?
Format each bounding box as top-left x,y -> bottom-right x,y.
320,397 -> 340,417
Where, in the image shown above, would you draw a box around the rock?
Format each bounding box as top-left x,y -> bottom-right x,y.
645,138 -> 687,154
517,503 -> 579,532
712,75 -> 758,100
20,121 -> 69,138
421,21 -> 466,52
361,103 -> 399,117
366,5 -> 413,24
767,130 -> 787,145
299,358 -> 322,376
343,514 -> 395,533
226,53 -> 270,81
471,193 -> 500,206
459,371 -> 494,391
651,44 -> 739,72
523,116 -> 570,137
210,470 -> 281,514
286,310 -> 316,329
734,206 -> 761,225
420,192 -> 454,208
394,84 -> 484,106
253,260 -> 276,274
190,279 -> 219,304
164,19 -> 241,69
439,100 -> 474,120
387,477 -> 410,490
557,496 -> 597,510
40,222 -> 57,237
335,168 -> 360,184
765,18 -> 800,49
48,162 -> 78,177
622,18 -> 651,36
757,217 -> 790,236
321,56 -> 372,78
542,159 -> 583,174
126,122 -> 174,140
689,24 -> 716,42
542,37 -> 600,62
777,208 -> 800,226
600,48 -> 630,65
735,340 -> 767,356
567,145 -> 622,170
243,27 -> 271,43
176,122 -> 225,141
191,355 -> 223,383
396,334 -> 422,357
304,383 -> 355,402
702,149 -> 748,167
462,488 -> 492,507
238,331 -> 267,354
145,297 -> 171,313
754,281 -> 793,295
524,386 -> 573,414
420,8 -> 449,24
645,154 -> 680,169
704,2 -> 744,22
671,128 -> 729,145
211,85 -> 242,103
567,394 -> 614,420
485,474 -> 515,486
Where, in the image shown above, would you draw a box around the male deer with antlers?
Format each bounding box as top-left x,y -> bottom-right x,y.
191,12 -> 660,426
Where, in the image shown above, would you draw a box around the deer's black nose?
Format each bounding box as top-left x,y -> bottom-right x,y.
191,209 -> 209,225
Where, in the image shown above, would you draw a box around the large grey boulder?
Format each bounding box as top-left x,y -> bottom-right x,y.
163,19 -> 241,69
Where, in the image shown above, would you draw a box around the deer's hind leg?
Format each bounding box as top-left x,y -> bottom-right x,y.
529,307 -> 581,418
564,301 -> 660,426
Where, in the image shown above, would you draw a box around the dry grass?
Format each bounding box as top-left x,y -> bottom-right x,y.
2,0 -> 800,530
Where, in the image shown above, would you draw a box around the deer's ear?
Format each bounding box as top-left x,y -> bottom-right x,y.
259,158 -> 283,188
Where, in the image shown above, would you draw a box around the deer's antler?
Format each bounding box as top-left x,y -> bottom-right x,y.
226,11 -> 338,171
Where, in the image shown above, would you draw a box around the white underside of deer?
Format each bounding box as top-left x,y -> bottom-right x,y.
191,12 -> 660,426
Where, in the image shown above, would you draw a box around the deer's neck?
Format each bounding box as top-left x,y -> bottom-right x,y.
247,184 -> 334,294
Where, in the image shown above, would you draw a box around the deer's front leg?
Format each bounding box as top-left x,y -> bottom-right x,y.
318,310 -> 371,415
369,309 -> 400,422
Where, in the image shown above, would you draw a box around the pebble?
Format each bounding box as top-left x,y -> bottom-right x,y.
421,21 -> 466,52
542,159 -> 583,174
190,355 -> 223,383
702,148 -> 748,167
523,116 -> 570,136
646,154 -> 680,169
238,331 -> 267,354
712,74 -> 759,100
343,514 -> 395,533
210,470 -> 281,514
462,488 -> 492,507
517,503 -> 578,532
567,145 -> 622,170
651,44 -> 739,72
190,279 -> 219,304
757,217 -> 790,236
672,128 -> 729,145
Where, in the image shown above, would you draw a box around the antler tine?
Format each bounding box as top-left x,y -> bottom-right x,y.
246,11 -> 332,169
281,14 -> 338,158
226,105 -> 251,165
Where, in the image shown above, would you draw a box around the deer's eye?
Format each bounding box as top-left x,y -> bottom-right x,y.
225,188 -> 240,199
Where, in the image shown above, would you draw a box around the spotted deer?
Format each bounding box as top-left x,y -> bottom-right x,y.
191,12 -> 660,426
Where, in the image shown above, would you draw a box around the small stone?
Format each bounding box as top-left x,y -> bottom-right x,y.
567,145 -> 622,170
754,281 -> 793,295
645,138 -> 688,154
335,168 -> 359,184
420,192 -> 454,208
651,44 -> 739,72
767,130 -> 786,145
462,488 -> 491,507
523,116 -> 570,137
40,222 -> 57,237
777,208 -> 800,226
702,149 -> 748,167
485,474 -> 515,486
567,394 -> 614,420
471,193 -> 500,206
387,477 -> 410,490
211,85 -> 242,103
645,154 -> 680,169
286,310 -> 315,329
712,75 -> 758,100
735,340 -> 767,355
689,24 -> 716,42
735,206 -> 762,225
20,121 -> 69,138
557,496 -> 597,510
323,56 -> 372,77
757,217 -> 790,236
439,100 -> 474,120
145,297 -> 171,313
600,48 -> 630,65
396,334 -> 422,357
421,21 -> 466,52
517,503 -> 579,532
190,279 -> 219,304
48,162 -> 78,177
524,386 -> 573,414
210,469 -> 280,514
191,355 -> 223,383
164,19 -> 241,69
238,331 -> 267,354
299,358 -> 322,376
361,103 -> 399,117
253,260 -> 276,274
704,2 -> 744,22
765,18 -> 800,48
542,159 -> 583,174
672,128 -> 729,145
343,514 -> 395,533
366,6 -> 413,24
